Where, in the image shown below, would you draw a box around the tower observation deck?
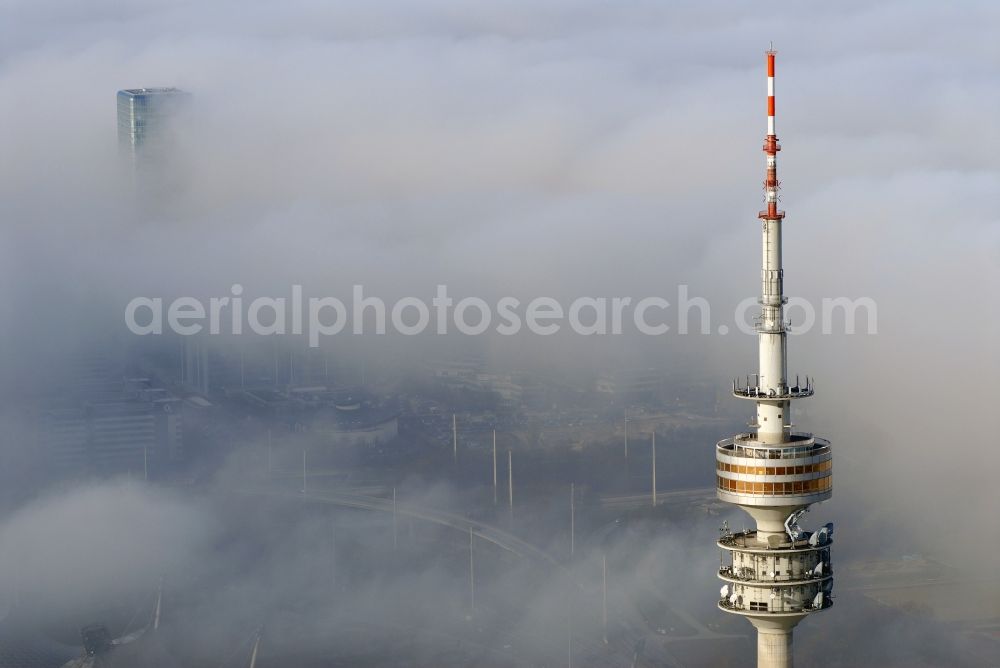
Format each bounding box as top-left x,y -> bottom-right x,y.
715,50 -> 833,668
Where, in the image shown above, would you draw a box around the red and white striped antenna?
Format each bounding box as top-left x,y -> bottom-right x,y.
760,45 -> 784,220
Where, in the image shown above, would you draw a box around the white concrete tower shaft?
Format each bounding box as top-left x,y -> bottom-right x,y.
714,49 -> 834,668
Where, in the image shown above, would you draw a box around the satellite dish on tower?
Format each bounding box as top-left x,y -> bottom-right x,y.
784,508 -> 808,542
721,585 -> 730,598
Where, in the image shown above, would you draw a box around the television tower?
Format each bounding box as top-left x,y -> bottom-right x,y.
715,49 -> 833,668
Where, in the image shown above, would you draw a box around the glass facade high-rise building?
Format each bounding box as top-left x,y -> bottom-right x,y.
116,87 -> 191,180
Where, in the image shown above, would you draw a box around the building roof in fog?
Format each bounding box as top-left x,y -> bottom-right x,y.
117,88 -> 187,97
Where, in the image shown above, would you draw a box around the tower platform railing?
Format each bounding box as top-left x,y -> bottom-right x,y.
718,434 -> 831,460
718,597 -> 831,615
718,565 -> 833,585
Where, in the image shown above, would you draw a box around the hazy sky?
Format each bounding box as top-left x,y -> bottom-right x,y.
1,0 -> 998,513
0,1 -> 997,662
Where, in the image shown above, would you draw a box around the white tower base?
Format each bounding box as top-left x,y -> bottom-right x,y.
751,619 -> 797,668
